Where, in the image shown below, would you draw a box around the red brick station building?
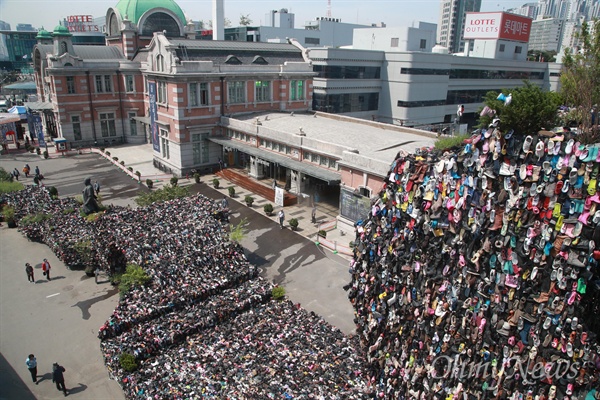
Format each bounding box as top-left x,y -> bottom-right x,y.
31,0 -> 434,229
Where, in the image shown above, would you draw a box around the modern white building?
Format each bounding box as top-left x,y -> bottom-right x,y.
309,14 -> 560,128
530,17 -> 565,51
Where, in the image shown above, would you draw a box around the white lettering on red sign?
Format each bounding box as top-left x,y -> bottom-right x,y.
504,19 -> 528,36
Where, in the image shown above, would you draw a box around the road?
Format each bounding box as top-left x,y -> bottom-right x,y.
0,150 -> 355,399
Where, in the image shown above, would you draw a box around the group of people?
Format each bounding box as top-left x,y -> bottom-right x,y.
5,185 -> 371,398
12,164 -> 43,185
348,127 -> 600,399
24,258 -> 51,282
25,354 -> 68,396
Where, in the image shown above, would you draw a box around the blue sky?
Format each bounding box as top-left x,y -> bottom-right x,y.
0,0 -> 527,30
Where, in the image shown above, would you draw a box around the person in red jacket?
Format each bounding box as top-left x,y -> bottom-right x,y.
42,258 -> 51,281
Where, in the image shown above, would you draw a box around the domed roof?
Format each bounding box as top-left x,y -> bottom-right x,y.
52,24 -> 72,36
114,0 -> 186,26
36,27 -> 52,39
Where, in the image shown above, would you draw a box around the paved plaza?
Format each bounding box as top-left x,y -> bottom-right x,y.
0,145 -> 356,399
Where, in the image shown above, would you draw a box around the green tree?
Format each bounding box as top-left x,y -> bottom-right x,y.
478,81 -> 562,135
239,14 -> 252,26
135,184 -> 189,206
229,218 -> 248,243
118,263 -> 151,294
560,19 -> 600,131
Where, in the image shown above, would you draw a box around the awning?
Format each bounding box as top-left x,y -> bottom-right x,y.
133,116 -> 151,124
210,137 -> 341,184
24,101 -> 53,111
0,113 -> 21,124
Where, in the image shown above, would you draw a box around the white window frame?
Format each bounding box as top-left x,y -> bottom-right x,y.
255,80 -> 271,102
228,81 -> 245,104
125,75 -> 135,93
71,115 -> 82,140
95,75 -> 112,93
157,81 -> 167,104
128,111 -> 137,136
290,80 -> 305,101
99,112 -> 116,137
66,76 -> 76,94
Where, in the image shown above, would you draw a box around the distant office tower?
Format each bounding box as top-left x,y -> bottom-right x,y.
437,0 -> 482,53
0,20 -> 11,30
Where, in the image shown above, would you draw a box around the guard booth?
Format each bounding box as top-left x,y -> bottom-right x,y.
53,138 -> 68,154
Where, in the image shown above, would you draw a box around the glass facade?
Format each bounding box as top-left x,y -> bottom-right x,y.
313,65 -> 381,79
313,92 -> 379,113
400,67 -> 544,80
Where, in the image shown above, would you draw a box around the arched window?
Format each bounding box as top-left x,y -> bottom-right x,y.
60,41 -> 68,55
142,12 -> 180,37
156,55 -> 164,72
109,13 -> 120,36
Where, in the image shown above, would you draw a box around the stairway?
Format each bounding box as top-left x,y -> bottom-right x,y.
216,169 -> 297,207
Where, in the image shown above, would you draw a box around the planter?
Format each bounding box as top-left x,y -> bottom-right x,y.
7,220 -> 17,228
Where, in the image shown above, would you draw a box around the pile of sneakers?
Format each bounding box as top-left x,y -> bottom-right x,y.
348,128 -> 600,399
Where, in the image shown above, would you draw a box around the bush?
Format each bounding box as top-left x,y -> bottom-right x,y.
105,151 -> 110,157
434,134 -> 470,151
146,179 -> 153,189
100,147 -> 105,152
0,167 -> 14,182
0,180 -> 24,194
120,160 -> 125,166
135,171 -> 141,178
272,286 -> 285,300
112,156 -> 118,162
20,213 -> 52,226
244,195 -> 254,205
212,178 -> 220,188
1,205 -> 15,223
35,147 -> 41,155
135,184 -> 190,206
118,263 -> 151,294
263,203 -> 274,214
47,186 -> 58,198
119,353 -> 138,372
318,230 -> 327,238
127,166 -> 133,172
43,150 -> 49,159
170,176 -> 178,186
289,218 -> 299,230
193,173 -> 201,183
228,186 -> 235,197
62,208 -> 75,215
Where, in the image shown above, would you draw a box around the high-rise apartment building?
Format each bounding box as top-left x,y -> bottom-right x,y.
437,0 -> 482,53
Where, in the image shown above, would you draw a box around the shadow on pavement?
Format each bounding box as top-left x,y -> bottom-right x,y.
0,352 -> 36,400
67,382 -> 88,395
36,372 -> 52,384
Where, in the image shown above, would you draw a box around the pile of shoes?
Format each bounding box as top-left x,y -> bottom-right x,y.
4,187 -> 369,398
348,128 -> 600,399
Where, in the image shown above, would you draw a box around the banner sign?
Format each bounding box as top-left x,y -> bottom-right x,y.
275,187 -> 284,207
148,82 -> 160,153
464,12 -> 531,43
33,114 -> 44,144
0,122 -> 15,142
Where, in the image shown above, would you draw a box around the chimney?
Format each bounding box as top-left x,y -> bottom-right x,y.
212,0 -> 224,40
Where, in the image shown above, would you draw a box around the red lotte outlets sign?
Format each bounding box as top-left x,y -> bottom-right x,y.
463,12 -> 532,43
65,15 -> 100,32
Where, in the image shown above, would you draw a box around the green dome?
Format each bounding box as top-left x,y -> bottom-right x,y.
114,0 -> 186,26
52,25 -> 72,36
36,28 -> 52,39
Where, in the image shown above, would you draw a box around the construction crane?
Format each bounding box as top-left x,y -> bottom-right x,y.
327,0 -> 332,18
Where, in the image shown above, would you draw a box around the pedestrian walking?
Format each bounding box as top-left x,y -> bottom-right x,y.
218,158 -> 224,171
94,180 -> 100,195
34,166 -> 40,178
23,164 -> 30,178
52,363 -> 68,396
26,263 -> 34,282
311,206 -> 317,224
25,354 -> 37,384
12,167 -> 20,181
272,179 -> 277,190
221,196 -> 228,209
278,210 -> 285,229
42,258 -> 51,281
